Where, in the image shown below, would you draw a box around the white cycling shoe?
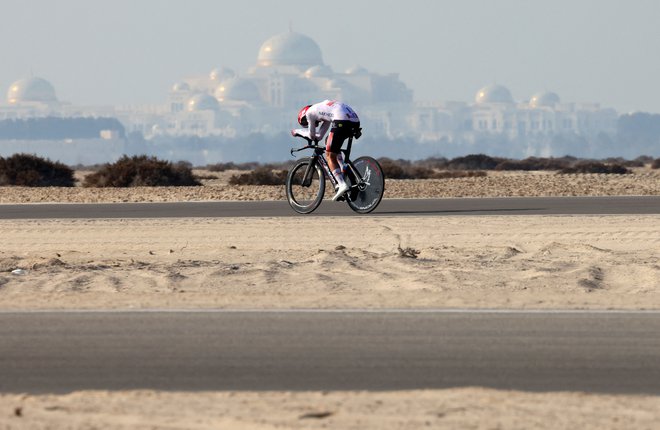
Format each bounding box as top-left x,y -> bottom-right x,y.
332,182 -> 350,201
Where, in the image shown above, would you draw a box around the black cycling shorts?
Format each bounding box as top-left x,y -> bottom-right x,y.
325,120 -> 361,154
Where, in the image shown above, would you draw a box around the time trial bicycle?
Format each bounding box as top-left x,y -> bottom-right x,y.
286,132 -> 385,214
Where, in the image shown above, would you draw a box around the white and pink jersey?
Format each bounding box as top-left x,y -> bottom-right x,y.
306,100 -> 360,141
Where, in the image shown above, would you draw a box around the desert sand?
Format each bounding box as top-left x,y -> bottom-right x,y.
0,215 -> 658,310
2,388 -> 660,429
0,170 -> 659,429
0,167 -> 658,203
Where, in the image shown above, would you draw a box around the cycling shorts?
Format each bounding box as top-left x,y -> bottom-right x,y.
325,120 -> 361,154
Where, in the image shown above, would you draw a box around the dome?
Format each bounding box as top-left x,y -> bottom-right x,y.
210,67 -> 235,81
214,78 -> 261,103
530,91 -> 560,108
345,65 -> 369,75
171,82 -> 191,92
304,65 -> 333,78
475,84 -> 514,104
7,77 -> 57,104
187,94 -> 220,112
257,31 -> 323,67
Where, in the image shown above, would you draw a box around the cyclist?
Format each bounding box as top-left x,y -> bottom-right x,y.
296,100 -> 362,201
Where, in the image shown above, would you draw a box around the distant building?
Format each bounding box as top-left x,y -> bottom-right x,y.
0,31 -> 620,161
157,31 -> 413,137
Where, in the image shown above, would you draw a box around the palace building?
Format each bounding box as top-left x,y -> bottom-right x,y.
2,31 -> 618,152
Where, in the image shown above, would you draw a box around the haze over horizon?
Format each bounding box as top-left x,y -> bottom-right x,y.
1,0 -> 659,114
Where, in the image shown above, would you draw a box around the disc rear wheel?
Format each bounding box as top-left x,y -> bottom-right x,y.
345,156 -> 385,214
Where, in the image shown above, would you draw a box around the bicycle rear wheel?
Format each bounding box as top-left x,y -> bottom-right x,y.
286,158 -> 325,214
345,156 -> 385,214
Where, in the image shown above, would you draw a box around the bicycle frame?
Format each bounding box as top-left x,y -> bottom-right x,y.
292,137 -> 363,194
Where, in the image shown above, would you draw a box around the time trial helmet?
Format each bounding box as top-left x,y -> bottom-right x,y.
298,105 -> 312,127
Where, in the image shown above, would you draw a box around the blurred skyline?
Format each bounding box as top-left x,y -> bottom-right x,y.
1,0 -> 659,113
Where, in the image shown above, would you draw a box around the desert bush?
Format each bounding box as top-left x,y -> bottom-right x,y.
378,158 -> 487,179
206,162 -> 258,172
70,163 -> 104,172
378,158 -> 407,179
378,158 -> 435,179
228,167 -> 288,185
558,162 -> 631,174
408,166 -> 436,179
494,157 -> 573,171
0,153 -> 75,187
83,155 -> 201,187
432,170 -> 487,179
602,157 -> 645,167
194,173 -> 220,180
652,158 -> 660,169
634,155 -> 654,165
446,154 -> 502,170
415,157 -> 449,170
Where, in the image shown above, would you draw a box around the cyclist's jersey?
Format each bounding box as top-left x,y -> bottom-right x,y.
306,100 -> 359,141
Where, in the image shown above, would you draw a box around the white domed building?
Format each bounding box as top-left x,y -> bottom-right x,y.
215,78 -> 261,104
256,32 -> 323,69
0,33 -> 621,162
187,94 -> 220,112
475,84 -> 514,105
452,85 -> 617,141
529,91 -> 560,108
7,77 -> 58,105
163,30 -> 413,136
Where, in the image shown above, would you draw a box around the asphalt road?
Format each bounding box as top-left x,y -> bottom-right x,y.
0,196 -> 659,219
1,310 -> 660,394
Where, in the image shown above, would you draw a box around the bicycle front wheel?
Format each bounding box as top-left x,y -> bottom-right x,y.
286,158 -> 325,214
346,156 -> 385,214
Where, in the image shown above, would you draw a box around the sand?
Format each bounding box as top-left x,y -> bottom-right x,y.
1,171 -> 659,429
0,215 -> 658,310
0,167 -> 658,203
2,388 -> 660,429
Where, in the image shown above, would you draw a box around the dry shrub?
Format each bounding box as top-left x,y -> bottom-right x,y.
206,162 -> 258,172
379,158 -> 487,179
446,154 -> 502,170
228,167 -> 288,185
378,158 -> 406,179
433,170 -> 487,179
416,157 -> 449,170
558,162 -> 631,174
83,155 -> 201,187
634,155 -> 654,165
378,158 -> 436,179
602,157 -> 645,168
651,158 -> 660,169
0,153 -> 75,187
495,157 -> 574,171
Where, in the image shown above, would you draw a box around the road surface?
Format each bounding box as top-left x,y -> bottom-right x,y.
1,310 -> 659,394
0,196 -> 659,219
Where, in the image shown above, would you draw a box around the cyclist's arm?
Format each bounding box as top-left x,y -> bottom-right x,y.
307,112 -> 317,142
315,121 -> 331,142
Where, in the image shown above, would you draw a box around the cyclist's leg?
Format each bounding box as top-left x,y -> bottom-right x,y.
325,124 -> 350,200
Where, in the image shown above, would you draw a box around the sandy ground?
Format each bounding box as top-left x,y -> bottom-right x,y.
0,167 -> 658,203
2,388 -> 660,429
0,216 -> 658,310
1,171 -> 659,429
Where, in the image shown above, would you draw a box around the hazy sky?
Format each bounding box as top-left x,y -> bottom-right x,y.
2,0 -> 659,113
